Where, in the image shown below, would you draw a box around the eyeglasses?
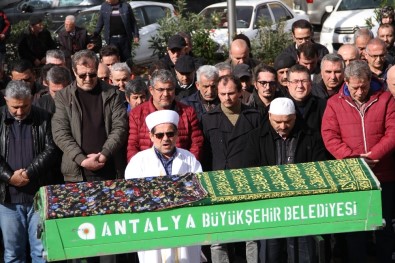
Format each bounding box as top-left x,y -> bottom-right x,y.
365,52 -> 386,60
257,80 -> 276,87
77,73 -> 97,79
288,79 -> 310,85
152,87 -> 175,93
153,131 -> 176,139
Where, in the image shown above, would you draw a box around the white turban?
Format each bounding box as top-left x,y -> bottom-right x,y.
145,110 -> 179,131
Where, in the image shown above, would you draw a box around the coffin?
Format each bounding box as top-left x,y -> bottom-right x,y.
34,158 -> 383,261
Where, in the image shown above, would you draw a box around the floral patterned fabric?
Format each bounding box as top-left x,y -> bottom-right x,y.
39,173 -> 207,219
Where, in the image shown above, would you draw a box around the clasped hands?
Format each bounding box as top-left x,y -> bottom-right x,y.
8,169 -> 29,187
81,152 -> 107,171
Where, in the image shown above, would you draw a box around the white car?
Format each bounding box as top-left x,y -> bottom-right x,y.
54,1 -> 175,66
292,0 -> 338,26
319,0 -> 393,53
199,0 -> 309,48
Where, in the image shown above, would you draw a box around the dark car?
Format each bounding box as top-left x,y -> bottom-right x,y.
4,0 -> 104,30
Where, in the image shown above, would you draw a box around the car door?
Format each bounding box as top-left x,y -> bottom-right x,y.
267,2 -> 295,31
133,5 -> 173,65
252,4 -> 274,39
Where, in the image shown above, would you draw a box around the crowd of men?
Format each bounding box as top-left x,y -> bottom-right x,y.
0,0 -> 395,262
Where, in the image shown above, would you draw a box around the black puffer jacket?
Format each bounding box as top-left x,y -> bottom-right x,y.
0,105 -> 58,203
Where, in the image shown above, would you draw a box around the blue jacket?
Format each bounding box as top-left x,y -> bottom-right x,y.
94,1 -> 139,44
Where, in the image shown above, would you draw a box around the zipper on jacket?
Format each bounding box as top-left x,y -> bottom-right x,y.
344,97 -> 378,153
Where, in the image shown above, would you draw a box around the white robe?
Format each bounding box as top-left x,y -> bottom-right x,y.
125,147 -> 202,263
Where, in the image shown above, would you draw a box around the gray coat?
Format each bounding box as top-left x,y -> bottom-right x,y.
52,80 -> 128,182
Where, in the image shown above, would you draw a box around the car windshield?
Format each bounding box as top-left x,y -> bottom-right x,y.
337,0 -> 394,11
201,6 -> 253,28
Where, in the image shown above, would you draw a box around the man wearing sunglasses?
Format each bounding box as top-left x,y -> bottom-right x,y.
127,69 -> 203,162
125,110 -> 201,262
52,49 -> 128,184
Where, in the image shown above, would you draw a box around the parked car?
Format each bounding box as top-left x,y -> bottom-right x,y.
54,1 -> 175,66
4,0 -> 104,30
199,0 -> 309,48
292,0 -> 338,26
320,0 -> 394,53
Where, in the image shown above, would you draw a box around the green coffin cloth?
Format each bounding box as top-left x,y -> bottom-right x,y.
195,158 -> 380,205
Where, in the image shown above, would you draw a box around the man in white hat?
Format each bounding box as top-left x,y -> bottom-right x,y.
125,110 -> 201,263
242,97 -> 326,263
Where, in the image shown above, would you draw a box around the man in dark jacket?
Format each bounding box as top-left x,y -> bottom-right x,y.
58,15 -> 95,69
33,66 -> 72,114
18,16 -> 56,67
247,64 -> 283,118
312,53 -> 345,100
202,74 -> 262,263
181,65 -> 220,122
174,55 -> 197,100
280,19 -> 328,66
160,34 -> 188,78
243,97 -> 326,263
286,64 -> 326,132
94,0 -> 139,62
0,80 -> 57,263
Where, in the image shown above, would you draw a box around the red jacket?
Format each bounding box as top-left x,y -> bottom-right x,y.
127,97 -> 204,162
321,84 -> 395,182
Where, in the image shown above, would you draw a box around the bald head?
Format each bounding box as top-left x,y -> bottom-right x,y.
229,39 -> 250,66
387,65 -> 395,97
338,44 -> 360,66
98,62 -> 110,83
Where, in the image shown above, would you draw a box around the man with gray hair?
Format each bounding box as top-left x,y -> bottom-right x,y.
127,69 -> 203,161
45,49 -> 66,66
110,62 -> 130,92
58,15 -> 95,69
353,28 -> 373,61
322,60 -> 395,262
181,65 -> 220,122
0,80 -> 57,262
215,61 -> 232,76
312,53 -> 345,99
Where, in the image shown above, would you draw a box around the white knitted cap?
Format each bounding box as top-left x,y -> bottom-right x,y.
269,97 -> 296,115
145,110 -> 179,131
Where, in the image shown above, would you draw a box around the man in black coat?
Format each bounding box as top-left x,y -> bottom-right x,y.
242,97 -> 326,263
58,15 -> 95,69
0,80 -> 58,262
202,74 -> 262,263
280,19 -> 328,66
286,64 -> 326,132
18,16 -> 57,67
